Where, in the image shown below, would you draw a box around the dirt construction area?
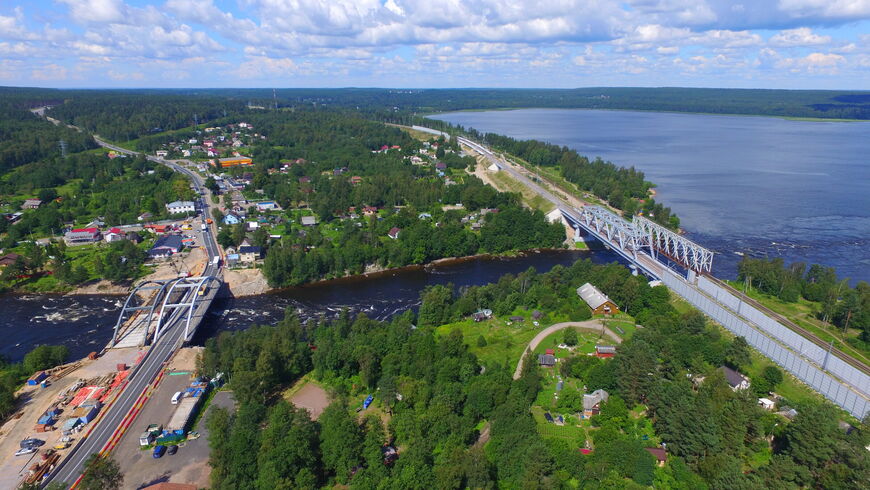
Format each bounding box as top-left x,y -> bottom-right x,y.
288,379 -> 330,420
0,347 -> 144,489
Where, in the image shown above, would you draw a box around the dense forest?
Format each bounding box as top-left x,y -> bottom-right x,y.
31,86 -> 863,120
0,98 -> 96,174
198,259 -> 870,489
737,257 -> 870,343
46,93 -> 248,142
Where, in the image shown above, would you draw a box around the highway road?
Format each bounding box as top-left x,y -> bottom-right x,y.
44,138 -> 222,488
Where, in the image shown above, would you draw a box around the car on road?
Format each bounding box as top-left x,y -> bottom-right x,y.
167,445 -> 178,455
15,447 -> 37,457
152,445 -> 167,458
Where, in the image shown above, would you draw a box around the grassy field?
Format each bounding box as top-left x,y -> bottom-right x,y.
669,294 -> 836,413
487,165 -> 556,213
725,280 -> 870,364
389,124 -> 439,142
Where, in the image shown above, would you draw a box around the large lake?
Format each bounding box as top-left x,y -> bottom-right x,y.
431,109 -> 870,284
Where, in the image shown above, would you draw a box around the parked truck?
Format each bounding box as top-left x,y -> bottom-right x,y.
139,424 -> 162,446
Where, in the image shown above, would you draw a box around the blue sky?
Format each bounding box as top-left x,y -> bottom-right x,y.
1,0 -> 869,89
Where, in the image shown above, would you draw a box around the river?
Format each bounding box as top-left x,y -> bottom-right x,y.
0,249 -> 619,362
431,109 -> 870,284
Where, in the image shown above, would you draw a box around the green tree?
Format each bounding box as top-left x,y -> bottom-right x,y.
319,402 -> 362,483
79,454 -> 123,490
563,328 -> 578,346
724,336 -> 751,371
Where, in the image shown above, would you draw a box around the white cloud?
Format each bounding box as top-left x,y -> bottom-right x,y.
770,27 -> 831,46
56,0 -> 126,24
776,51 -> 846,73
32,63 -> 69,80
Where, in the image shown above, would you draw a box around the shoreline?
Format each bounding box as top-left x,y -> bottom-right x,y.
245,247 -> 577,296
425,106 -> 868,123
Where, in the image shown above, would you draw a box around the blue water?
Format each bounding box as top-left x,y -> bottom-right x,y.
432,109 -> 870,284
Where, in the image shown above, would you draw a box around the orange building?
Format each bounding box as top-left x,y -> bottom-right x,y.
211,156 -> 253,167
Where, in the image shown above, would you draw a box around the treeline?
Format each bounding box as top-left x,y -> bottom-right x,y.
199,258 -> 869,488
0,345 -> 69,420
738,256 -> 870,341
0,99 -> 96,174
46,93 -> 248,142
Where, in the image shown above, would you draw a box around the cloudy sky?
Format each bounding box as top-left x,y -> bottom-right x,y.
1,0 -> 869,89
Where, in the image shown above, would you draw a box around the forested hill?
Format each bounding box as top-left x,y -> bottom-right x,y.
5,86 -> 870,122
0,99 -> 96,174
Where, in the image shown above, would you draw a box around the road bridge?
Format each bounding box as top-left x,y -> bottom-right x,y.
43,136 -> 224,488
457,135 -> 870,419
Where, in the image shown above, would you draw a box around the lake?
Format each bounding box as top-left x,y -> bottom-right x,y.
431,109 -> 870,284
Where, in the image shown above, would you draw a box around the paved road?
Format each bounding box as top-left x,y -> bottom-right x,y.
44,137 -> 222,488
512,320 -> 622,380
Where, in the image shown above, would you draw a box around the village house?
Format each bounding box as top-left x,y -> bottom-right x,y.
223,213 -> 241,225
148,235 -> 184,259
299,176 -> 312,184
21,199 -> 42,210
582,389 -> 609,418
388,227 -> 401,240
472,309 -> 493,322
538,353 -> 556,367
104,227 -> 126,243
301,216 -> 317,227
64,228 -> 102,246
720,366 -> 751,391
350,176 -> 363,185
155,150 -> 168,157
577,283 -> 620,315
0,253 -> 22,268
237,246 -> 263,264
363,206 -> 378,216
256,201 -> 278,212
166,201 -> 195,215
137,212 -> 153,222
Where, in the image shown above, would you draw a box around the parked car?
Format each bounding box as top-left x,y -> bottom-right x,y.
20,438 -> 45,449
152,445 -> 167,458
167,445 -> 178,455
15,447 -> 37,457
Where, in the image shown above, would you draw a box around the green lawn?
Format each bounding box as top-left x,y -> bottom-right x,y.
435,317 -> 541,367
531,406 -> 589,449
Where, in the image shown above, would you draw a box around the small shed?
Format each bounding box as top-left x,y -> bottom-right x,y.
644,447 -> 667,467
543,412 -> 554,423
758,398 -> 775,411
576,283 -> 619,315
28,371 -> 48,386
595,345 -> 617,358
509,315 -> 525,322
